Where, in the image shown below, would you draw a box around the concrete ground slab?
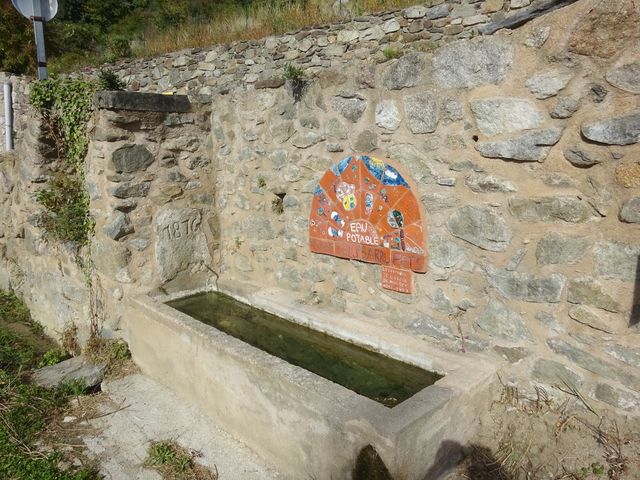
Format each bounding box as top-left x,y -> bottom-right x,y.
81,373 -> 287,480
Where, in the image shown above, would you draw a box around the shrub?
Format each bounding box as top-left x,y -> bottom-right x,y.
98,68 -> 126,91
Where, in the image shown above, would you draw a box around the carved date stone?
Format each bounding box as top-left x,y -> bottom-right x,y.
154,208 -> 211,283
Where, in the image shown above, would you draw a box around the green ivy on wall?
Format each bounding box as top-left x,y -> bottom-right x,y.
29,77 -> 97,246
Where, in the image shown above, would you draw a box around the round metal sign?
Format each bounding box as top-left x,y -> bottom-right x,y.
11,0 -> 58,21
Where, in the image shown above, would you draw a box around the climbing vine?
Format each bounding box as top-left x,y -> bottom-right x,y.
29,77 -> 97,246
30,77 -> 106,343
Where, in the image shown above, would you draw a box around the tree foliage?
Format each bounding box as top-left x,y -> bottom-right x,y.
1,0 -> 356,74
0,0 -> 35,74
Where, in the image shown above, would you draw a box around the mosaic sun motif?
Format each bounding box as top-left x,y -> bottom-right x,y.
309,155 -> 427,292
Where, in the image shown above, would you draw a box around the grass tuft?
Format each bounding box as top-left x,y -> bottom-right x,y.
147,440 -> 218,480
84,337 -> 133,379
0,290 -> 101,479
382,47 -> 403,60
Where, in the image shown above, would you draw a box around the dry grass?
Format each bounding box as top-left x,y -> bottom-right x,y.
84,337 -> 139,380
147,440 -> 218,480
445,379 -> 639,480
132,0 -> 417,58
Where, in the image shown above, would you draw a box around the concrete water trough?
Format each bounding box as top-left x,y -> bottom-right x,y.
125,280 -> 496,480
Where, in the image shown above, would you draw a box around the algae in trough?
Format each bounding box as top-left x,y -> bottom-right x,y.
168,291 -> 442,407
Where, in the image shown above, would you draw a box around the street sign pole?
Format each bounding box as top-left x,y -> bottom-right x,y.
32,0 -> 47,80
11,0 -> 58,80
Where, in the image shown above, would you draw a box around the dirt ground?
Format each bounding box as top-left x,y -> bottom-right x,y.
444,391 -> 640,480
41,372 -> 640,480
43,373 -> 285,480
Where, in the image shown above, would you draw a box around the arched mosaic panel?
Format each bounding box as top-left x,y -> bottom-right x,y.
309,155 -> 427,294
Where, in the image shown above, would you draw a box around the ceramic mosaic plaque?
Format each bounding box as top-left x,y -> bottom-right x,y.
309,155 -> 427,294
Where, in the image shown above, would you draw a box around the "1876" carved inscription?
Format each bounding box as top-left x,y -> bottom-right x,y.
160,216 -> 201,241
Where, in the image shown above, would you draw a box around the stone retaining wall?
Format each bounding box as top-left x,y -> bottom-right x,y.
102,0 -> 576,98
1,0 -> 640,419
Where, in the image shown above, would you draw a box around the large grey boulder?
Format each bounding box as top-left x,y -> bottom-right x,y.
532,359 -> 583,387
568,305 -> 613,334
92,238 -> 131,278
604,344 -> 640,369
382,52 -> 427,90
111,144 -> 154,173
109,181 -> 151,199
375,101 -> 401,130
592,383 -> 640,413
606,62 -> 640,94
550,96 -> 581,119
433,37 -> 513,89
620,197 -> 640,223
428,236 -> 467,269
103,212 -> 134,241
33,355 -> 106,390
404,93 -> 438,134
581,111 -> 640,145
471,98 -> 543,136
525,70 -> 572,99
567,278 -> 621,313
325,118 -> 347,140
386,144 -> 435,184
548,338 -> 640,392
593,241 -> 640,282
154,208 -> 212,283
291,131 -> 324,149
94,91 -> 190,113
535,232 -> 590,265
509,196 -> 596,223
475,300 -> 531,341
331,93 -> 367,122
486,266 -> 565,303
353,130 -> 377,152
465,174 -> 516,193
563,146 -> 604,167
407,315 -> 455,339
425,4 -> 450,19
447,205 -> 512,252
475,128 -> 564,162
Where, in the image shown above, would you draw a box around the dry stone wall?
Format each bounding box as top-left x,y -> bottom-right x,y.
105,0 -> 577,98
1,0 -> 640,418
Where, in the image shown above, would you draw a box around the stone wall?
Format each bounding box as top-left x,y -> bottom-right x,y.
0,78 -> 91,342
105,0 -> 576,97
1,0 -> 640,419
86,92 -> 217,332
198,0 -> 639,415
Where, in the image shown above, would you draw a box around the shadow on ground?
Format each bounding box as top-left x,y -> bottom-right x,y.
422,440 -> 514,480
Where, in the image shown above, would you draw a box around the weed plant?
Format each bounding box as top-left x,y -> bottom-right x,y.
85,337 -> 131,377
30,77 -> 97,246
382,47 -> 403,60
283,63 -> 307,102
0,290 -> 100,479
147,440 -> 218,480
97,69 -> 126,91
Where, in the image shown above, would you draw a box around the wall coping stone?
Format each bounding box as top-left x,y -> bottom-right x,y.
479,0 -> 578,34
94,91 -> 191,113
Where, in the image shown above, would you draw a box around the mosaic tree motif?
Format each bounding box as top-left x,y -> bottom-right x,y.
309,155 -> 427,294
